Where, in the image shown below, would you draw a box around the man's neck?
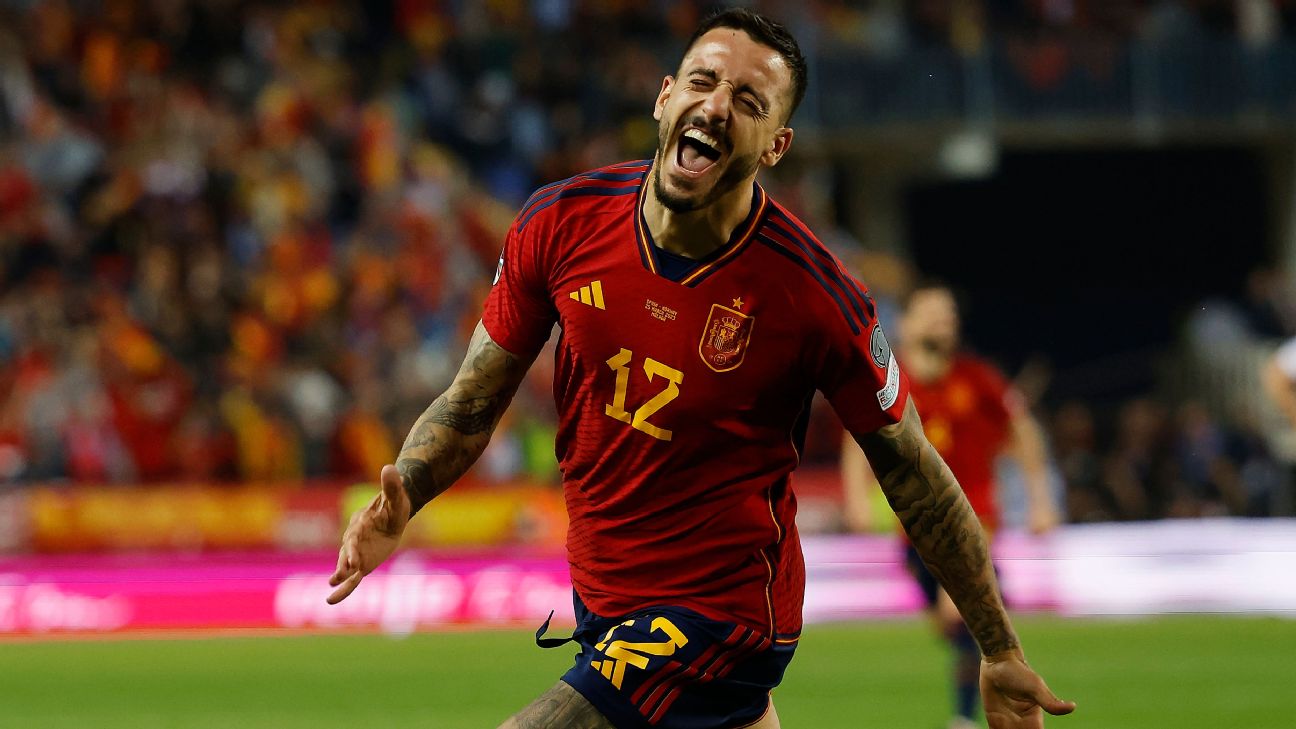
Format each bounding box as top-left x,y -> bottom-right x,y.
642,165 -> 756,260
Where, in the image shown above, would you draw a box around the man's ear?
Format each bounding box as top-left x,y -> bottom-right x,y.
761,127 -> 794,167
653,76 -> 674,122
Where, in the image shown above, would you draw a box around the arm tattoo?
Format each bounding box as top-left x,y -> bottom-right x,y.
858,400 -> 1020,656
426,393 -> 501,434
396,323 -> 530,516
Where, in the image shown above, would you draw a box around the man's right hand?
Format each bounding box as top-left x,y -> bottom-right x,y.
327,464 -> 412,604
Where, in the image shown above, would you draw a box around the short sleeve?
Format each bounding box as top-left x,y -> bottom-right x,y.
1275,338 -> 1296,379
816,310 -> 910,437
481,217 -> 557,359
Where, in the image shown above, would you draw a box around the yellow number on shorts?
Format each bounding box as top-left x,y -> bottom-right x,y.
590,617 -> 690,690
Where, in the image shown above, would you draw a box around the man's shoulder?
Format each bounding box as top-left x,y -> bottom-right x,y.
951,353 -> 1011,394
755,196 -> 876,336
514,160 -> 650,234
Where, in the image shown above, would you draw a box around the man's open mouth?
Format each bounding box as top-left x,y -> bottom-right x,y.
676,128 -> 723,175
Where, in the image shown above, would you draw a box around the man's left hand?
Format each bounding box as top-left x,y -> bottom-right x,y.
981,650 -> 1075,728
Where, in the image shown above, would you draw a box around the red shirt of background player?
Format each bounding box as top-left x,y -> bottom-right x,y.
482,161 -> 908,641
905,354 -> 1018,533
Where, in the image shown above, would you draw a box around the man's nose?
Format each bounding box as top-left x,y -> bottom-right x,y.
699,86 -> 732,124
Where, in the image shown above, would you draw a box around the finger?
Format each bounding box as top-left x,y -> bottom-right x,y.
326,570 -> 364,605
380,463 -> 403,504
1039,695 -> 1077,716
379,464 -> 413,529
1031,683 -> 1076,716
329,550 -> 350,586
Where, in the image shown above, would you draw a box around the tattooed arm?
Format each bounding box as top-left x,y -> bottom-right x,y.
856,398 -> 1014,654
327,322 -> 534,604
857,400 -> 1075,728
397,322 -> 531,516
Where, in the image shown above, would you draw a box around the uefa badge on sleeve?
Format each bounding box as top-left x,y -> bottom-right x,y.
869,324 -> 891,369
699,303 -> 755,373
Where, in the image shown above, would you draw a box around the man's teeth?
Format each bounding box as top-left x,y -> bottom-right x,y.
683,128 -> 720,152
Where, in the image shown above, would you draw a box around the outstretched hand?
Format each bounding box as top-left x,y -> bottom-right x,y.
981,651 -> 1076,729
326,464 -> 412,604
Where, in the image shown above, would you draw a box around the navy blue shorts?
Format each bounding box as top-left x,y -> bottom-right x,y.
544,595 -> 796,729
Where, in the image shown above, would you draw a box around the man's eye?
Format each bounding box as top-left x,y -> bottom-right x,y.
690,79 -> 713,90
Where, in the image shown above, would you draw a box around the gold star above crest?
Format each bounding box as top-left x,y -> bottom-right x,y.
732,297 -> 745,310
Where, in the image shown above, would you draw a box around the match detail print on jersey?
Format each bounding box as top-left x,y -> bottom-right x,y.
605,348 -> 685,441
699,303 -> 755,373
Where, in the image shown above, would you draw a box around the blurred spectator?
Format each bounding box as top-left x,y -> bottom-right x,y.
1101,398 -> 1173,520
1053,400 -> 1108,522
1172,400 -> 1247,517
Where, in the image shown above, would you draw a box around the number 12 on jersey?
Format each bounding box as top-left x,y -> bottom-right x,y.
604,348 -> 683,441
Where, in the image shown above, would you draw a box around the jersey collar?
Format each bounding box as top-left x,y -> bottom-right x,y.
634,168 -> 769,287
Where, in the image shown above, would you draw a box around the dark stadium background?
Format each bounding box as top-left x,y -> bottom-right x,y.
909,146 -> 1268,399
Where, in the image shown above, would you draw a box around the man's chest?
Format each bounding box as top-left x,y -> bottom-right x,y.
547,240 -> 807,436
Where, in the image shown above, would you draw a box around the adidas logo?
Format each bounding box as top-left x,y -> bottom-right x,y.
568,280 -> 606,310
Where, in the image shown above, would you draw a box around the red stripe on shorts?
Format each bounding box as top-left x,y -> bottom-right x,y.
632,625 -> 742,710
646,628 -> 768,725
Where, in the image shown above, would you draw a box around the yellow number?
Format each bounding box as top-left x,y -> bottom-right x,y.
632,358 -> 683,441
590,617 -> 689,690
604,348 -> 634,423
602,349 -> 683,441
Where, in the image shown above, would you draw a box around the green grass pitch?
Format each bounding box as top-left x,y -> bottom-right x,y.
3,616 -> 1293,728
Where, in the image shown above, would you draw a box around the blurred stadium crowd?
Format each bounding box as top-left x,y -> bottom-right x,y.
2,0 -> 1295,523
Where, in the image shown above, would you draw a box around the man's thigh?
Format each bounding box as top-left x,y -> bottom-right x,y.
499,681 -> 615,729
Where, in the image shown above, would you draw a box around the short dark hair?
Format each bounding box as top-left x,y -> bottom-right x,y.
903,278 -> 964,313
684,8 -> 807,124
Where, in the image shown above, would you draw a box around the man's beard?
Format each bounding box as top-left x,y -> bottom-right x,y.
653,120 -> 760,213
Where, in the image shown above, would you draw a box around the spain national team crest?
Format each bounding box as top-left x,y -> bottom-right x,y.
698,304 -> 755,373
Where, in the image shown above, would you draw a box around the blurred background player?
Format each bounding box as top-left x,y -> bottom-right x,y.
842,281 -> 1061,729
1262,337 -> 1296,429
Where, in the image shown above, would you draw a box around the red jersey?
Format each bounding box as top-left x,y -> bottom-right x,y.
905,354 -> 1018,530
482,161 -> 908,640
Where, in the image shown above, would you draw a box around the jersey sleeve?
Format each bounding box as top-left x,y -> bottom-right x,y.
480,215 -> 558,359
813,289 -> 910,436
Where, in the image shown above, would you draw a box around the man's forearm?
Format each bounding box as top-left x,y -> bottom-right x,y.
860,401 -> 1020,656
397,390 -> 509,515
887,453 -> 1018,655
397,324 -> 528,516
1011,412 -> 1055,512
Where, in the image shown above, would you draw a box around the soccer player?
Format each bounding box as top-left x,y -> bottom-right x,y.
328,9 -> 1074,729
841,282 -> 1061,729
1263,336 -> 1296,430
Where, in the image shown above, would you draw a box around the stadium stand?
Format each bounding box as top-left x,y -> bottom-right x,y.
0,0 -> 1294,524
